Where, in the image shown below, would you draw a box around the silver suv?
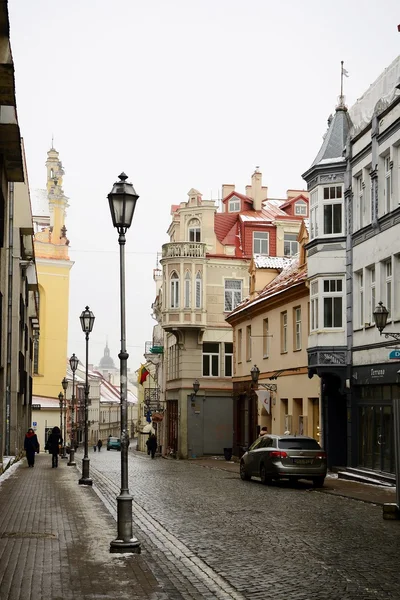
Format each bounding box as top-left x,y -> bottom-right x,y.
240,434 -> 327,487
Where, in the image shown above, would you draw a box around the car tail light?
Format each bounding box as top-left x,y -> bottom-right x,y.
270,451 -> 288,459
315,452 -> 327,460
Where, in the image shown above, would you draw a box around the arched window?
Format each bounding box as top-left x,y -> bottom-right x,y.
184,271 -> 191,308
188,218 -> 201,242
170,271 -> 179,308
195,271 -> 202,309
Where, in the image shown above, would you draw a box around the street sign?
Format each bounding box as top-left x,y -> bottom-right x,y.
388,349 -> 400,360
32,422 -> 37,427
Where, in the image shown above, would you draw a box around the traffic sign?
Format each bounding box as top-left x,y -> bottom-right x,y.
388,349 -> 400,360
32,422 -> 37,427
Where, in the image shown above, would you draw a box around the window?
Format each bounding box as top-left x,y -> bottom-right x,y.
284,233 -> 298,256
323,279 -> 343,328
202,343 -> 219,376
33,333 -> 39,375
238,329 -> 242,363
281,311 -> 288,353
369,265 -> 376,324
310,189 -> 318,239
224,280 -> 242,312
356,175 -> 364,229
323,186 -> 343,234
184,271 -> 191,308
295,200 -> 307,216
385,259 -> 392,317
188,218 -> 201,242
229,197 -> 240,212
310,280 -> 319,331
294,307 -> 301,350
357,271 -> 364,328
263,318 -> 269,358
246,325 -> 252,361
224,343 -> 233,377
195,271 -> 202,309
385,156 -> 392,214
170,271 -> 179,308
253,231 -> 269,255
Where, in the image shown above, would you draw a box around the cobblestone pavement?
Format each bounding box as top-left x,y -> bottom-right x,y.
88,448 -> 400,600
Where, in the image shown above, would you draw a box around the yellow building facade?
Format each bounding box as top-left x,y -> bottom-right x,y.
32,147 -> 73,399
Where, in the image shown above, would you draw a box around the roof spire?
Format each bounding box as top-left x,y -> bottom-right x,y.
337,61 -> 349,111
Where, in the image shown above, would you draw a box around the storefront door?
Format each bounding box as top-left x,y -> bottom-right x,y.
359,404 -> 394,473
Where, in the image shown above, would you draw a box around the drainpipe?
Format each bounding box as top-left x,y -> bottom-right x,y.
5,182 -> 14,456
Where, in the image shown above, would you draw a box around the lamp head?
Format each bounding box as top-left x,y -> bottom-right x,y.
192,379 -> 200,395
373,301 -> 389,334
108,173 -> 139,232
62,377 -> 68,392
80,306 -> 95,334
251,364 -> 260,385
58,392 -> 63,405
69,353 -> 79,373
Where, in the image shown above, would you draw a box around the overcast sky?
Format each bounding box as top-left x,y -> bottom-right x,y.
8,0 -> 400,375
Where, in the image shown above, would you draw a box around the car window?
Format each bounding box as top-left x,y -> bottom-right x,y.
261,436 -> 275,448
249,437 -> 264,451
278,438 -> 321,450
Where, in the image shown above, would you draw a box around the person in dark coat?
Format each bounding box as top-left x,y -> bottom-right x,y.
24,428 -> 39,467
147,434 -> 157,459
97,439 -> 103,452
46,426 -> 63,468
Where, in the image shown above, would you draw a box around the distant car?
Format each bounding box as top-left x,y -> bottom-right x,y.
240,434 -> 327,487
107,437 -> 121,451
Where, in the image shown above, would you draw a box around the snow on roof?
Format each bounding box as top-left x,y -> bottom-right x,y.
32,396 -> 59,408
253,255 -> 292,269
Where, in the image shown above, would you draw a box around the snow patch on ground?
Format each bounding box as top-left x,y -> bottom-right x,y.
0,457 -> 23,485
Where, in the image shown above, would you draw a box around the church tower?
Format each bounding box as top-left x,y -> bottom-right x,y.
32,146 -> 74,398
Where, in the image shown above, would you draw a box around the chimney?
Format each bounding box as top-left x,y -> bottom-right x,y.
222,184 -> 235,199
251,168 -> 264,211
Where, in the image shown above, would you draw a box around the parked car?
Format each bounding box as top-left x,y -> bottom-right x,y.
240,434 -> 327,487
107,437 -> 121,451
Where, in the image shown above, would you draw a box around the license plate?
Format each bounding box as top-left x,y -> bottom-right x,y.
293,458 -> 313,465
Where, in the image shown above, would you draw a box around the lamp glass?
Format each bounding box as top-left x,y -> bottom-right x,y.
193,379 -> 200,394
69,353 -> 79,372
251,364 -> 260,384
62,377 -> 68,391
80,306 -> 95,333
108,173 -> 138,230
373,301 -> 389,333
58,392 -> 63,403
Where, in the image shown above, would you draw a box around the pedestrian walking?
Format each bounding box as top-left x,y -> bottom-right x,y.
93,444 -> 97,452
45,426 -> 63,468
147,434 -> 157,459
24,428 -> 39,467
260,427 -> 268,436
97,439 -> 103,452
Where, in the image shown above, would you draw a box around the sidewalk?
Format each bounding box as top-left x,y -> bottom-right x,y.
187,456 -> 397,506
0,454 -> 173,600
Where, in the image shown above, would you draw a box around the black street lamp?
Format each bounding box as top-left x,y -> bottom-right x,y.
68,353 -> 79,467
190,379 -> 200,401
251,364 -> 260,386
58,392 -> 64,448
373,301 -> 400,518
61,377 -> 68,459
108,172 -> 141,553
79,306 -> 95,486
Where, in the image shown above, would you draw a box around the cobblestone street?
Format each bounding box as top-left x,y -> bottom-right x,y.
89,449 -> 400,600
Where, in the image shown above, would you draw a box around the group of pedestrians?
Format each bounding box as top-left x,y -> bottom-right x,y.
93,439 -> 102,452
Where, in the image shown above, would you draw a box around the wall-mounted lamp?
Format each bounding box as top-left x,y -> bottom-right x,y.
250,365 -> 277,392
190,379 -> 200,402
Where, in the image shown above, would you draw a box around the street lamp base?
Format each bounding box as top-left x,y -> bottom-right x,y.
110,538 -> 141,554
79,477 -> 93,486
67,449 -> 76,466
67,461 -> 76,466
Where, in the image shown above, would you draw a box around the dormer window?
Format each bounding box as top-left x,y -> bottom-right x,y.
294,200 -> 307,216
188,218 -> 201,242
229,197 -> 240,212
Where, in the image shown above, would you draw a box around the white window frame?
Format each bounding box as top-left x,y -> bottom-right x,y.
202,343 -> 220,377
263,318 -> 269,358
284,233 -> 298,256
170,271 -> 179,308
224,280 -> 242,312
188,218 -> 201,242
356,175 -> 364,229
281,311 -> 288,353
294,307 -> 301,350
246,325 -> 252,362
323,185 -> 343,235
322,278 -> 344,328
294,200 -> 307,216
369,265 -> 376,325
195,271 -> 202,309
310,280 -> 319,331
228,197 -> 240,212
253,231 -> 269,255
385,259 -> 392,318
385,155 -> 392,214
310,189 -> 318,239
357,270 -> 364,328
184,271 -> 191,309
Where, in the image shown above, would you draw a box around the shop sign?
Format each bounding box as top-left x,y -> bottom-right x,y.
388,349 -> 400,360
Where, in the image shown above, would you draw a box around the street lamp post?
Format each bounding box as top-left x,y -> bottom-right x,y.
373,302 -> 400,519
62,377 -> 68,458
68,353 -> 79,467
58,392 -> 64,448
108,172 -> 141,553
79,306 -> 95,486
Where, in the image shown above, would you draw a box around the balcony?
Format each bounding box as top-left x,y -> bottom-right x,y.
162,242 -> 206,259
145,341 -> 164,354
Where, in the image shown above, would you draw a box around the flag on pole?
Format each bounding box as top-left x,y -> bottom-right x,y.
342,65 -> 349,78
137,364 -> 149,385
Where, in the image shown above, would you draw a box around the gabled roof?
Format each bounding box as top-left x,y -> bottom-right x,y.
221,220 -> 239,246
279,193 -> 309,211
308,107 -> 352,170
214,213 -> 239,244
227,257 -> 306,318
222,190 -> 254,208
253,255 -> 292,269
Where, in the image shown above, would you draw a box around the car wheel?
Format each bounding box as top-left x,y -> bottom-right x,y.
260,464 -> 272,485
240,461 -> 251,481
313,477 -> 325,488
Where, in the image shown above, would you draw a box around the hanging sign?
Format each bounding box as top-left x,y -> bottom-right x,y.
256,390 -> 271,414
